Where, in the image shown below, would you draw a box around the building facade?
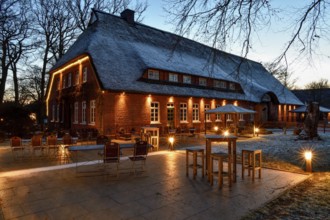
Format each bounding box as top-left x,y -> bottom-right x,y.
46,9 -> 303,136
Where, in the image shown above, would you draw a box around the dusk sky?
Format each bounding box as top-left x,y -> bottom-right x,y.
142,0 -> 330,88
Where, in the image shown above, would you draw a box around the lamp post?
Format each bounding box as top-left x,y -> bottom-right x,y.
255,127 -> 259,137
304,151 -> 312,172
168,136 -> 175,151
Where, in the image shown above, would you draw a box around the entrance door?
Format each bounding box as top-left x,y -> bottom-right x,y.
167,103 -> 175,129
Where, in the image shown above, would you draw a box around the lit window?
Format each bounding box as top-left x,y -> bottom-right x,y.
205,104 -> 210,121
83,67 -> 88,83
167,103 -> 175,123
148,70 -> 159,80
183,75 -> 191,84
214,80 -> 226,89
180,103 -> 187,122
74,102 -> 79,123
68,73 -> 72,87
193,103 -> 200,122
82,101 -> 86,124
169,73 -> 178,82
216,104 -> 222,121
199,77 -> 207,86
150,102 -> 159,123
90,100 -> 96,124
229,83 -> 235,90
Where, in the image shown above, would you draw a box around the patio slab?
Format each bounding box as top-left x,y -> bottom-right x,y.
0,150 -> 309,220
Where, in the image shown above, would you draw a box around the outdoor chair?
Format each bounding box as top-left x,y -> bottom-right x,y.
62,134 -> 73,163
129,141 -> 148,175
10,136 -> 25,159
102,142 -> 121,178
31,135 -> 46,158
47,135 -> 59,158
96,135 -> 110,145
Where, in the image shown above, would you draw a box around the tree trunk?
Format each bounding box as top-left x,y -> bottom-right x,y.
304,102 -> 320,139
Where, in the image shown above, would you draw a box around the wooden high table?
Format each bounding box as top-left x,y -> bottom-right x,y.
205,134 -> 238,185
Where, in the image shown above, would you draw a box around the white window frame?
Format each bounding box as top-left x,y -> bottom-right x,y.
183,75 -> 191,84
90,100 -> 96,124
52,104 -> 55,122
214,80 -> 226,89
205,104 -> 210,122
169,73 -> 178,82
227,114 -> 232,122
81,101 -> 86,124
216,104 -> 222,121
150,102 -> 160,123
180,103 -> 188,122
83,67 -> 88,83
239,113 -> 244,121
148,70 -> 159,80
229,83 -> 235,90
75,71 -> 79,85
62,77 -> 66,89
199,77 -> 207,86
192,103 -> 200,122
74,102 -> 79,124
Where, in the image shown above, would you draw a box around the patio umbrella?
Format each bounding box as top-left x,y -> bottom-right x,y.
205,104 -> 256,135
289,105 -> 330,113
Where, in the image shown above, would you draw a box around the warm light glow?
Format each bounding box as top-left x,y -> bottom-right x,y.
214,126 -> 219,131
169,96 -> 173,102
222,100 -> 226,106
305,151 -> 312,160
255,128 -> 259,133
233,101 -> 238,106
169,136 -> 175,144
223,130 -> 229,136
121,92 -> 125,96
147,95 -> 152,102
45,55 -> 90,116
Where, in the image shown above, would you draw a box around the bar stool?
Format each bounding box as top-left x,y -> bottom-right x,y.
209,153 -> 230,188
241,149 -> 262,181
186,147 -> 204,179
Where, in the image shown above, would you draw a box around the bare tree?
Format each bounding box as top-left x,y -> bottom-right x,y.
67,0 -> 148,32
165,0 -> 329,66
263,62 -> 297,90
305,78 -> 329,89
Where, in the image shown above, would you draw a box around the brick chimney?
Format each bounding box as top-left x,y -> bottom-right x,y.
121,9 -> 135,24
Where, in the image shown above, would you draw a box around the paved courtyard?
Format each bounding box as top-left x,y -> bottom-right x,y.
0,148 -> 309,220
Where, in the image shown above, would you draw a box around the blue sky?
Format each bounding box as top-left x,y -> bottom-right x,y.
141,0 -> 330,88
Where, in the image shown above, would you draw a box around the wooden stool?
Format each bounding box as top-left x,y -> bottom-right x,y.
210,153 -> 230,188
241,149 -> 262,181
186,148 -> 204,179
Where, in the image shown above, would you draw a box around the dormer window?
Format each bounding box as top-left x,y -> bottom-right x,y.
148,69 -> 159,80
83,66 -> 88,83
199,77 -> 207,86
229,83 -> 235,90
169,73 -> 178,82
214,80 -> 226,89
183,75 -> 191,84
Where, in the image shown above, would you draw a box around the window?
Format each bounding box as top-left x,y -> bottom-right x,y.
239,113 -> 244,121
229,83 -> 235,90
148,70 -> 159,80
150,102 -> 159,123
81,101 -> 86,124
193,103 -> 199,122
180,103 -> 187,122
68,73 -> 72,87
169,73 -> 178,82
205,104 -> 210,121
56,78 -> 60,91
199,77 -> 207,86
167,103 -> 175,126
62,77 -> 66,89
90,100 -> 96,124
216,104 -> 222,121
83,67 -> 88,83
183,75 -> 191,84
227,114 -> 232,122
74,102 -> 79,123
214,80 -> 226,89
74,71 -> 79,85
52,104 -> 56,121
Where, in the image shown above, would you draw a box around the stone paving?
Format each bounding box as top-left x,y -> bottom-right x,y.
0,147 -> 310,220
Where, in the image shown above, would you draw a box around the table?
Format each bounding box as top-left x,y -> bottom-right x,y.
205,134 -> 237,185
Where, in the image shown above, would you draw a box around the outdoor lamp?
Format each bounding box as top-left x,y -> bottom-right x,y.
168,136 -> 175,151
214,126 -> 219,132
223,130 -> 229,137
255,127 -> 260,137
304,151 -> 312,172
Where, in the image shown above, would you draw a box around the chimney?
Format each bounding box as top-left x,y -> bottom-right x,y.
121,9 -> 135,24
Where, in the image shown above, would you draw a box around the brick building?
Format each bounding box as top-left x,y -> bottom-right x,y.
46,9 -> 303,136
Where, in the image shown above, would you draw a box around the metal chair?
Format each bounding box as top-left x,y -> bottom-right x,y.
31,135 -> 46,158
47,135 -> 59,158
10,136 -> 25,159
102,142 -> 121,178
129,141 -> 148,175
